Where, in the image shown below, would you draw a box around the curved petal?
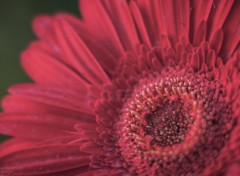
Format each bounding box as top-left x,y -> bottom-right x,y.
102,0 -> 140,50
9,84 -> 93,114
79,0 -> 125,56
155,0 -> 190,46
54,19 -> 110,86
220,0 -> 240,62
129,1 -> 151,46
207,0 -> 234,40
0,113 -> 79,139
21,45 -> 89,93
55,13 -> 118,75
0,138 -> 37,157
226,162 -> 240,176
189,0 -> 213,42
2,95 -> 96,123
32,15 -> 57,46
134,0 -> 159,45
0,145 -> 90,175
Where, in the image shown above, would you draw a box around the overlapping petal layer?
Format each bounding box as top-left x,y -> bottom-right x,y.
1,0 -> 240,176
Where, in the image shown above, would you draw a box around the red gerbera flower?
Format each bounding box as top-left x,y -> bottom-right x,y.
1,0 -> 240,175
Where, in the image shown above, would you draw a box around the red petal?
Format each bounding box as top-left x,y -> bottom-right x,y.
32,15 -> 56,46
0,113 -> 79,139
226,163 -> 240,176
54,13 -> 119,75
39,135 -> 84,146
172,0 -> 190,39
9,84 -> 93,114
135,0 -> 159,45
207,0 -> 234,40
102,0 -> 140,50
0,145 -> 90,175
79,0 -> 124,56
0,138 -> 36,157
40,166 -> 90,176
130,1 -> 151,46
190,53 -> 200,71
80,142 -> 103,154
193,20 -> 206,46
54,19 -> 110,86
93,169 -> 126,176
33,14 -> 116,78
157,0 -> 190,45
2,95 -> 96,123
21,45 -> 88,93
220,0 -> 240,62
76,170 -> 95,176
75,123 -> 97,132
190,0 -> 213,42
206,49 -> 216,69
210,29 -> 223,54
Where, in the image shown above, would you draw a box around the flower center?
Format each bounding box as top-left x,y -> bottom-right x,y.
143,98 -> 192,147
117,69 -> 234,175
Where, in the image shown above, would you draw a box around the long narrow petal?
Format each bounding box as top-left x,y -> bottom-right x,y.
157,0 -> 190,46
0,113 -> 79,139
56,13 -> 118,74
21,46 -> 89,93
129,1 -> 151,46
0,145 -> 90,175
207,0 -> 234,40
0,139 -> 36,157
2,95 -> 96,123
54,19 -> 110,86
79,0 -> 125,56
102,0 -> 140,50
220,0 -> 240,62
190,0 -> 213,42
32,15 -> 57,46
9,84 -> 93,114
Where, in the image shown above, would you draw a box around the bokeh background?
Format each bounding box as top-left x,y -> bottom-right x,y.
0,0 -> 79,143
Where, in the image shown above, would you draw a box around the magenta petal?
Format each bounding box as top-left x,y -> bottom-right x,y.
0,113 -> 79,139
2,95 -> 96,124
54,19 -> 110,86
21,46 -> 89,93
9,84 -> 93,114
0,145 -> 90,175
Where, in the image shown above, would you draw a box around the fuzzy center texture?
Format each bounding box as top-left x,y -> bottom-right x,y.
143,98 -> 192,147
116,69 -> 234,175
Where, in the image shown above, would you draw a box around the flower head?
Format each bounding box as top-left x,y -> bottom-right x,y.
1,0 -> 240,176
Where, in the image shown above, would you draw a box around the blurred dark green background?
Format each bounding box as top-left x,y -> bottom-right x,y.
0,0 -> 79,143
